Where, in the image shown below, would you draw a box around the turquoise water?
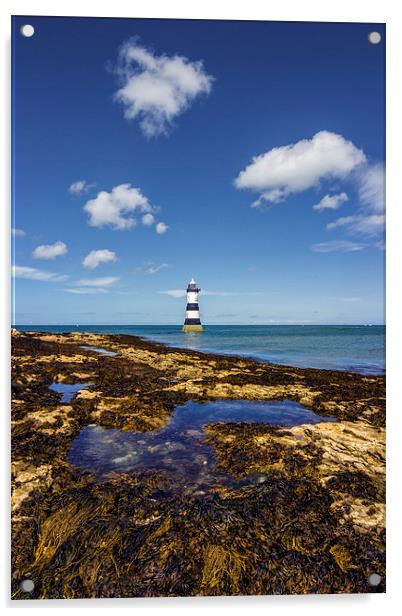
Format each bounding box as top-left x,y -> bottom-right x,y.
15,324 -> 385,375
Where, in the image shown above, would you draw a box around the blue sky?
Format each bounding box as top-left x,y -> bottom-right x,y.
12,17 -> 385,325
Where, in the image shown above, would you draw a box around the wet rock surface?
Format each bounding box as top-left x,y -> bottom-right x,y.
11,330 -> 385,598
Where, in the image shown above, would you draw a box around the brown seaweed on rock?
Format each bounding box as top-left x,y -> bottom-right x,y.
12,475 -> 385,598
11,330 -> 385,598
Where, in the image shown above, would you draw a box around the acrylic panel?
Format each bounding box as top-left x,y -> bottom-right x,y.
11,15 -> 385,599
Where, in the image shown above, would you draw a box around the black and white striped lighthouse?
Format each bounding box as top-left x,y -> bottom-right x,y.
182,278 -> 203,332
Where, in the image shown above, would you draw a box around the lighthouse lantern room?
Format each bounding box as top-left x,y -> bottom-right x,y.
182,278 -> 203,332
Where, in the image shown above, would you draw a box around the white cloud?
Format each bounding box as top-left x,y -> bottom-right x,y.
135,261 -> 170,274
142,213 -> 155,226
65,276 -> 119,295
313,192 -> 349,212
327,163 -> 385,236
76,277 -> 119,287
84,183 -> 153,230
12,228 -> 26,237
203,290 -> 275,297
64,288 -> 108,295
202,291 -> 236,297
156,222 -> 168,235
33,241 -> 67,260
357,163 -> 385,213
234,131 -> 366,206
82,249 -> 117,269
310,240 -> 364,253
159,289 -> 273,298
374,239 -> 386,251
326,214 -> 385,236
113,40 -> 213,137
146,262 -> 169,274
326,164 -> 385,237
12,265 -> 68,282
158,289 -> 186,298
233,131 -> 384,246
69,180 -> 94,195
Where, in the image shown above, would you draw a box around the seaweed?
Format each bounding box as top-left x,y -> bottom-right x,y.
11,330 -> 385,598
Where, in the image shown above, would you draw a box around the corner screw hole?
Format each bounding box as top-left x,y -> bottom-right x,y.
368,32 -> 381,45
20,578 -> 35,592
20,24 -> 35,38
368,573 -> 382,586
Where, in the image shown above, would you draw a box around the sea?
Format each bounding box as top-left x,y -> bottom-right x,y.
14,324 -> 385,376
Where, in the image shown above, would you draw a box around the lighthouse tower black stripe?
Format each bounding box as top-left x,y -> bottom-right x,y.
184,318 -> 201,325
186,303 -> 199,311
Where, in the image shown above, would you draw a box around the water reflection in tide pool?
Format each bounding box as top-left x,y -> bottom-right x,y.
49,382 -> 90,403
69,400 -> 336,491
80,345 -> 117,356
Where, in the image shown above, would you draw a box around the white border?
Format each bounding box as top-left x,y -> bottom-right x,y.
1,1 -> 401,614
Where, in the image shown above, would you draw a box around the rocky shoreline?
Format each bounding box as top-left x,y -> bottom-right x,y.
11,329 -> 385,598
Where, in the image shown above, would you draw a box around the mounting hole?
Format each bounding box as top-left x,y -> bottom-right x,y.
368,31 -> 381,45
20,24 -> 35,38
368,572 -> 382,586
20,578 -> 35,592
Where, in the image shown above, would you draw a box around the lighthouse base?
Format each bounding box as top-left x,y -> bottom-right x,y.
182,324 -> 203,333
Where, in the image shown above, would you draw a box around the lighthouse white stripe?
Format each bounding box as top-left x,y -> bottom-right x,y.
187,292 -> 199,303
186,310 -> 200,319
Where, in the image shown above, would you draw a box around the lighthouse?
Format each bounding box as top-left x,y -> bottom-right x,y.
182,278 -> 203,332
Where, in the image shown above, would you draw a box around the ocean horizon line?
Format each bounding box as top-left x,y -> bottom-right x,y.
13,323 -> 385,328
